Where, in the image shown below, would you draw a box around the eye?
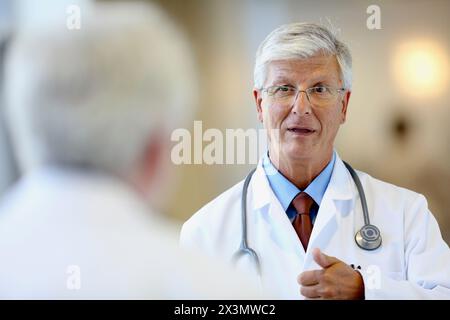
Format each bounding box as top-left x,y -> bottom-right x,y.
275,85 -> 292,93
311,86 -> 329,94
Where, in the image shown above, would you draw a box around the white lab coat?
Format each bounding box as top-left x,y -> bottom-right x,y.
0,166 -> 260,299
180,154 -> 450,299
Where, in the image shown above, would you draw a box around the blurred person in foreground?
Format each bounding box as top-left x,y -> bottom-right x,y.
0,1 -> 259,299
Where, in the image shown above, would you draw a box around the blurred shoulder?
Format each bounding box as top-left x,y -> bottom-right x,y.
182,179 -> 245,229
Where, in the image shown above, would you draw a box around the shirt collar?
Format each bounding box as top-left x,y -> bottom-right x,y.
262,151 -> 336,211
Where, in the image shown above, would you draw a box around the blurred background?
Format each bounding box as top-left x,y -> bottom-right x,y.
0,0 -> 449,244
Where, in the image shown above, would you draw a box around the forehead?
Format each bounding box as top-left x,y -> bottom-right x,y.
265,55 -> 341,86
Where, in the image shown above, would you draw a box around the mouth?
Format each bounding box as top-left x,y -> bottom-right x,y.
287,127 -> 316,135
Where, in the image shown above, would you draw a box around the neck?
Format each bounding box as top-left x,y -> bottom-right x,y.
269,150 -> 333,190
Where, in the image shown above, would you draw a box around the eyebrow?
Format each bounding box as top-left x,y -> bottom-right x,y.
269,74 -> 339,87
269,76 -> 293,85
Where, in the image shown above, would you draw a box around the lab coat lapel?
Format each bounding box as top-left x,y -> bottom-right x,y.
251,163 -> 306,260
249,155 -> 355,270
304,155 -> 354,268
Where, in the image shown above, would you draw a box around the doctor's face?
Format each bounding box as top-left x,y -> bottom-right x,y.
254,54 -> 351,167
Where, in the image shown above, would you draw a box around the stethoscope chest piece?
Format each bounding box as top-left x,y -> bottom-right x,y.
355,224 -> 382,250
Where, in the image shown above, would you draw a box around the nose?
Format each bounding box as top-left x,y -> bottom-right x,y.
291,90 -> 312,115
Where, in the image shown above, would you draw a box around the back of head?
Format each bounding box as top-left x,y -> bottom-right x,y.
4,1 -> 196,177
254,22 -> 352,90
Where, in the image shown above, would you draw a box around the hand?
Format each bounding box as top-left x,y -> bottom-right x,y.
297,248 -> 365,300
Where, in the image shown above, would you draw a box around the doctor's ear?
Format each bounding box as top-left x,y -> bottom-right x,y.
340,90 -> 351,124
253,89 -> 264,123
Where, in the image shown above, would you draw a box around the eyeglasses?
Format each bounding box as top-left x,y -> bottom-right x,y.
262,85 -> 346,108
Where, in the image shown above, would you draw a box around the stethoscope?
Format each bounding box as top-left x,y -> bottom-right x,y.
232,161 -> 382,275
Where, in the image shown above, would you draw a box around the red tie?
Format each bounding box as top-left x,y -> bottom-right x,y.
292,192 -> 315,250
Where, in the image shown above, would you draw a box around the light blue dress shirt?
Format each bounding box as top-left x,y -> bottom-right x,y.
262,151 -> 336,224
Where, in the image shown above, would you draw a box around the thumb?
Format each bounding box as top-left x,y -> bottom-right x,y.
312,248 -> 338,269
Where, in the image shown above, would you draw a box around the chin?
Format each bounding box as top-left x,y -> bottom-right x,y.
283,142 -> 317,161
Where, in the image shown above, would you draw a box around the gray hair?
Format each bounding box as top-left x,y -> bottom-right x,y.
254,22 -> 352,90
4,2 -> 196,175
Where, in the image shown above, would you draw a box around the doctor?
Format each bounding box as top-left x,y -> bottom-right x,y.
180,22 -> 450,299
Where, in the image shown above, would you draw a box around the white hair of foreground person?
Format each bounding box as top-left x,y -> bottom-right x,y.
4,1 -> 196,176
254,22 -> 352,90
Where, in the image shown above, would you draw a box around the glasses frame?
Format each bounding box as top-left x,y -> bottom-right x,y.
262,85 -> 346,108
